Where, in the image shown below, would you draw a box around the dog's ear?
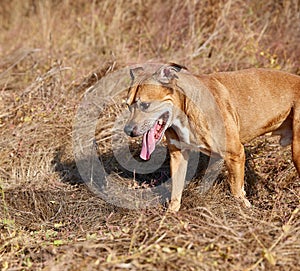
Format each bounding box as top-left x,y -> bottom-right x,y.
130,67 -> 144,81
155,63 -> 187,84
127,67 -> 144,105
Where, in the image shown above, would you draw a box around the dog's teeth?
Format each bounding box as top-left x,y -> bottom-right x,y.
158,119 -> 163,125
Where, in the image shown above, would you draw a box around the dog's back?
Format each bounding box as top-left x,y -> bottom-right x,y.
200,69 -> 300,142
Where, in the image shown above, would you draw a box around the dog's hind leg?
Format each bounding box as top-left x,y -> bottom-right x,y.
224,142 -> 251,207
292,107 -> 300,175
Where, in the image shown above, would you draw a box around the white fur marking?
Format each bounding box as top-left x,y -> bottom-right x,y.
172,118 -> 190,144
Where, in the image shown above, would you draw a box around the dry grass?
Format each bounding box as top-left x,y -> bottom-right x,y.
1,0 -> 300,270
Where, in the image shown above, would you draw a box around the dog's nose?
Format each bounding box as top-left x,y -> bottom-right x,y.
124,124 -> 137,137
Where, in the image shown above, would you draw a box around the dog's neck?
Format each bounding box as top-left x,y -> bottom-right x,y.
169,82 -> 224,155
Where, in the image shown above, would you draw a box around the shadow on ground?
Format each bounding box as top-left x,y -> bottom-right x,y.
52,142 -> 261,204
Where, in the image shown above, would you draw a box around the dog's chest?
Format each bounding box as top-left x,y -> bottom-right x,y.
170,117 -> 211,154
172,118 -> 191,144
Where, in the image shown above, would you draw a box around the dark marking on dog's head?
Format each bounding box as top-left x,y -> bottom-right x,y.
167,62 -> 188,71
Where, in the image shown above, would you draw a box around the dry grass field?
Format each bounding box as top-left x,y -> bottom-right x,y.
1,0 -> 300,270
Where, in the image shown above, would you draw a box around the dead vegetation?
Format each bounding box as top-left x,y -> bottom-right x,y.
0,0 -> 300,270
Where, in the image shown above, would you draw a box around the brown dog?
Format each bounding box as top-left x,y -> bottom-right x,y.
124,63 -> 300,211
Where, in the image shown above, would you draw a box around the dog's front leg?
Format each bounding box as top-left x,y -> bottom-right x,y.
165,128 -> 189,212
168,148 -> 189,212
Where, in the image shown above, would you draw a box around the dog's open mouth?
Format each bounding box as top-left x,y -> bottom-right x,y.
140,111 -> 169,160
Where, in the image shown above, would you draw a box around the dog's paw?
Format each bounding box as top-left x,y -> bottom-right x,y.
243,197 -> 252,208
237,196 -> 252,208
233,194 -> 252,208
167,200 -> 181,212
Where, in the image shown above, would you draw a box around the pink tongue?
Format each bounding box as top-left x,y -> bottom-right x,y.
140,125 -> 157,160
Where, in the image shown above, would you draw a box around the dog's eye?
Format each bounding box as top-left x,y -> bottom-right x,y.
140,102 -> 150,111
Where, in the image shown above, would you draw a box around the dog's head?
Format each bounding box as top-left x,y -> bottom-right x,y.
124,63 -> 187,160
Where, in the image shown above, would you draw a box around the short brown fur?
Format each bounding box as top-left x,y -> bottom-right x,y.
125,64 -> 300,211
